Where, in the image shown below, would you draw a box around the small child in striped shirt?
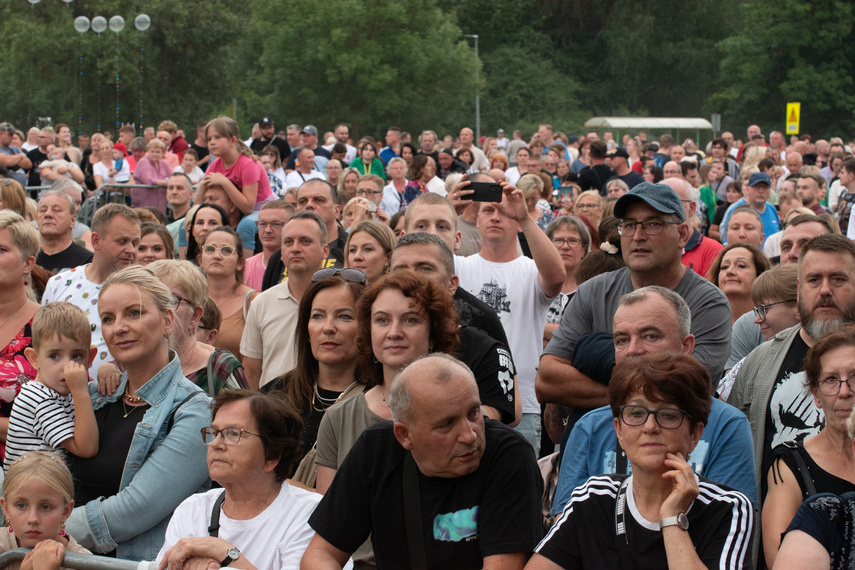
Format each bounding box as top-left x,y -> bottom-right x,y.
4,303 -> 98,470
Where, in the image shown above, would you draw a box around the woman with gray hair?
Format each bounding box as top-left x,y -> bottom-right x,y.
543,215 -> 591,344
519,173 -> 554,230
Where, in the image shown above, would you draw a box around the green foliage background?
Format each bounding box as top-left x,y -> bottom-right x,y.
1,0 -> 853,141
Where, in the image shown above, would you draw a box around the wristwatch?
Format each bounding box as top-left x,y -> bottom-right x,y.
221,545 -> 240,567
659,513 -> 689,531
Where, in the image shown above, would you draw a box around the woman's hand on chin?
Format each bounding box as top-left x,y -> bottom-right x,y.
659,451 -> 699,519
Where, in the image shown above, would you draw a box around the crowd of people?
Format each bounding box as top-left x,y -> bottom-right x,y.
1,115 -> 855,568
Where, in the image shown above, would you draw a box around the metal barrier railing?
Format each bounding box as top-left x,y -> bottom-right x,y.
77,183 -> 162,226
0,548 -> 148,570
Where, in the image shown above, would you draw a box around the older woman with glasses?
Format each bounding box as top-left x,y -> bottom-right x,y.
573,190 -> 604,229
157,390 -> 321,570
528,353 -> 753,570
199,227 -> 257,363
762,326 -> 855,568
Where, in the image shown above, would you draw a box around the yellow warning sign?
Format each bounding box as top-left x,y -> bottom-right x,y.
786,103 -> 800,135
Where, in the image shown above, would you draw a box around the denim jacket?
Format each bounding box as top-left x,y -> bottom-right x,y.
65,354 -> 212,561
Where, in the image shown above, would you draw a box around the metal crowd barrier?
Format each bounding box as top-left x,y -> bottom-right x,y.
0,548 -> 148,570
77,183 -> 162,226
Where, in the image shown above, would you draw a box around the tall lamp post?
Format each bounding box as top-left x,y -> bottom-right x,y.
464,34 -> 480,144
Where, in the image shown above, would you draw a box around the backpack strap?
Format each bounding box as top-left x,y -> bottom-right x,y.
167,391 -> 203,433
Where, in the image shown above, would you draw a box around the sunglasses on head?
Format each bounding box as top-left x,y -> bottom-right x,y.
311,268 -> 367,284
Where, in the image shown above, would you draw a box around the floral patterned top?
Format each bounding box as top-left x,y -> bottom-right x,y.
0,320 -> 37,459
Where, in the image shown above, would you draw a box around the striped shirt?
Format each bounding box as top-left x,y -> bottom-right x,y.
4,382 -> 76,469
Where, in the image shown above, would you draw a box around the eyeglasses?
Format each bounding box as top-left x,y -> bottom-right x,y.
311,268 -> 367,284
617,219 -> 681,236
355,189 -> 382,197
202,244 -> 236,257
172,294 -> 192,309
574,202 -> 601,210
201,427 -> 260,445
257,221 -> 286,230
552,237 -> 583,248
753,299 -> 796,321
619,405 -> 689,429
817,377 -> 855,396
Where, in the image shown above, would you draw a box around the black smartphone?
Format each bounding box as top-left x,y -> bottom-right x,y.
463,181 -> 503,202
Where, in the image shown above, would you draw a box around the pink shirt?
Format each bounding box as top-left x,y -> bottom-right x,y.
243,253 -> 266,290
206,155 -> 274,210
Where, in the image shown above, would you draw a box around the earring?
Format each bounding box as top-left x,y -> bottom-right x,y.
373,355 -> 378,363
7,526 -> 12,533
23,279 -> 28,286
59,521 -> 66,537
686,453 -> 692,462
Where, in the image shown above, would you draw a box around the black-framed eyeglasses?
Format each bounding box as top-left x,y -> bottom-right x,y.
311,268 -> 367,284
172,294 -> 192,309
355,189 -> 382,197
201,427 -> 260,445
202,244 -> 236,257
552,237 -> 583,248
817,377 -> 855,396
617,219 -> 682,236
619,405 -> 689,429
753,299 -> 796,321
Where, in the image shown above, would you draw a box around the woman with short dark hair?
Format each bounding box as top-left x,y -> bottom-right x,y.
529,353 -> 753,569
157,389 -> 320,569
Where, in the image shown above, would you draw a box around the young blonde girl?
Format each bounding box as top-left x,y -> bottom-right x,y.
198,117 -> 276,252
0,452 -> 90,570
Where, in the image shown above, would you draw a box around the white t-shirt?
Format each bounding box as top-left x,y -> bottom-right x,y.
455,254 -> 555,414
42,265 -> 112,376
380,182 -> 407,215
4,382 -> 76,470
174,165 -> 205,184
157,483 -> 324,570
505,166 -> 523,186
93,160 -> 130,184
284,169 -> 324,189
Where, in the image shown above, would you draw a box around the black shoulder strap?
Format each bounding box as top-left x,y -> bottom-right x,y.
208,491 -> 227,537
167,390 -> 203,433
403,452 -> 427,570
616,440 -> 627,475
783,440 -> 817,497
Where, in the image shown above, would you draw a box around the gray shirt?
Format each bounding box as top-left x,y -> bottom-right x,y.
543,266 -> 732,381
726,310 -> 765,370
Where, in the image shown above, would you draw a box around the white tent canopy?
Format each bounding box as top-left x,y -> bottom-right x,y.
584,117 -> 713,130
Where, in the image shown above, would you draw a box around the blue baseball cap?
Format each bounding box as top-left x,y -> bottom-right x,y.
748,172 -> 771,187
613,182 -> 685,222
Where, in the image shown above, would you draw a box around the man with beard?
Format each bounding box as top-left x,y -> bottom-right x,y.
728,234 -> 855,496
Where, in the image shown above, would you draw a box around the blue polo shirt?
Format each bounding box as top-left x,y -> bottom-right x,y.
721,198 -> 780,245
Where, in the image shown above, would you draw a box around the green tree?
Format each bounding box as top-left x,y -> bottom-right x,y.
711,0 -> 855,136
0,0 -> 248,135
250,0 -> 479,139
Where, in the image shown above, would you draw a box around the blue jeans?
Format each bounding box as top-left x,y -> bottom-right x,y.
514,412 -> 542,452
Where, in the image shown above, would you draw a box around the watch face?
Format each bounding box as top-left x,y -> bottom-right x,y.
228,547 -> 240,560
677,513 -> 689,530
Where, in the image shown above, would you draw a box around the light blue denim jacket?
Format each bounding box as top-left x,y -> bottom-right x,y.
65,354 -> 212,561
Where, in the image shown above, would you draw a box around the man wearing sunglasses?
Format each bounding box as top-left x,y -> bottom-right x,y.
551,286 -> 755,517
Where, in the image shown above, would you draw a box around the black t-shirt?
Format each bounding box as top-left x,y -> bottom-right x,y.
770,440 -> 855,500
36,242 -> 93,274
762,333 -> 822,488
249,136 -> 291,162
538,474 -> 754,569
26,148 -> 49,187
453,287 -> 509,346
260,227 -> 347,291
284,146 -> 332,170
309,420 -> 543,569
189,142 -> 210,169
458,326 -> 515,424
68,400 -> 150,506
578,164 -> 614,193
603,171 -> 644,194
784,492 -> 855,569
